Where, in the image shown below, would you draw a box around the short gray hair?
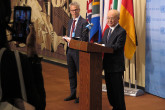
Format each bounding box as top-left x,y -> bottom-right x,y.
69,2 -> 80,9
109,9 -> 120,20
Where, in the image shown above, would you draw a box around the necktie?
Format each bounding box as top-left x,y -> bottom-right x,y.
107,28 -> 112,42
70,20 -> 76,37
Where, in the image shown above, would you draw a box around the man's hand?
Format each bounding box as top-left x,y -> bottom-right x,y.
62,35 -> 71,43
94,42 -> 105,47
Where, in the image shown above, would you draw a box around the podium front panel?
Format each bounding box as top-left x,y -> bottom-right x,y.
79,52 -> 102,110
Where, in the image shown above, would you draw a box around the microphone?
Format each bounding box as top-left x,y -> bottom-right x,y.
80,23 -> 93,41
82,23 -> 94,34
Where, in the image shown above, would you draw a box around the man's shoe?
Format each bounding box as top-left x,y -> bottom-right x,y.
74,97 -> 79,103
64,95 -> 76,101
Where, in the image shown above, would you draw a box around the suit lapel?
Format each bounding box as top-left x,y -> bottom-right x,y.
76,16 -> 82,27
107,25 -> 120,44
105,28 -> 110,43
68,19 -> 73,36
75,16 -> 82,36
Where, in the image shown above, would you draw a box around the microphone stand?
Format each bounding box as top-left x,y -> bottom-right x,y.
80,29 -> 89,41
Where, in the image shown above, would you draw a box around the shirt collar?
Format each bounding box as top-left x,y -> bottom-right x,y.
109,23 -> 119,32
73,15 -> 80,21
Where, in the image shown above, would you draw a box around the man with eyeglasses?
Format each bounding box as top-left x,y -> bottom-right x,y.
99,9 -> 126,110
63,1 -> 89,104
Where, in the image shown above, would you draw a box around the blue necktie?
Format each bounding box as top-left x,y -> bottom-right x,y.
107,28 -> 112,42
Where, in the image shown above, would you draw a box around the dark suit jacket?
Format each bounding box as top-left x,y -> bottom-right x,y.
67,16 -> 88,42
100,24 -> 126,73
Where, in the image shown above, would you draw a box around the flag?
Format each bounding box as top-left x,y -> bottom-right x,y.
119,0 -> 136,59
112,0 -> 118,9
100,0 -> 111,38
86,0 -> 92,23
86,0 -> 100,42
100,0 -> 122,38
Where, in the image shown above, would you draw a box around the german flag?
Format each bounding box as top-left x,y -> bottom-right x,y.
119,0 -> 136,59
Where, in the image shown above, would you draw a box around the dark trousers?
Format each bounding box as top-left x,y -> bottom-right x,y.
105,71 -> 126,110
67,48 -> 79,97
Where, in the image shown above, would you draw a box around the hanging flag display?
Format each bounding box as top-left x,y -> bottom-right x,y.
87,0 -> 136,59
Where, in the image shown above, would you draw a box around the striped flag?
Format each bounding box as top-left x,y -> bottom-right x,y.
100,0 -> 111,37
119,0 -> 136,59
90,0 -> 100,42
86,0 -> 100,42
86,0 -> 92,23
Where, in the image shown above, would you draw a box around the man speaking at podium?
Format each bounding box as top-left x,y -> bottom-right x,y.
63,2 -> 89,103
99,10 -> 126,110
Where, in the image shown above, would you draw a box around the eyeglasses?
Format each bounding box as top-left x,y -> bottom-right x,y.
70,9 -> 79,12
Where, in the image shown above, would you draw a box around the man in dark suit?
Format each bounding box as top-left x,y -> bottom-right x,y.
63,2 -> 88,103
99,9 -> 126,110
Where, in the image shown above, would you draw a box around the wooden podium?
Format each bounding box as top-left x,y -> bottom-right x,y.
69,39 -> 113,110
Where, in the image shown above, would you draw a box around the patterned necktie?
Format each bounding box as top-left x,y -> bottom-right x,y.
107,28 -> 112,42
70,20 -> 76,37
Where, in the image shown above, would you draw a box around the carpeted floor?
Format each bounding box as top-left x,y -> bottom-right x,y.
42,61 -> 165,110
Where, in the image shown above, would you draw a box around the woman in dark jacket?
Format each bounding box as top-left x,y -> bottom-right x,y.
0,0 -> 46,109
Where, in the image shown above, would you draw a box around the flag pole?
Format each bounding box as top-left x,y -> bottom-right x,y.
134,25 -> 138,89
134,51 -> 137,89
128,59 -> 131,88
122,0 -> 144,96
